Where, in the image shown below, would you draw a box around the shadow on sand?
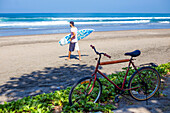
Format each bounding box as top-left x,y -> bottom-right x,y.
0,63 -> 104,103
59,55 -> 88,60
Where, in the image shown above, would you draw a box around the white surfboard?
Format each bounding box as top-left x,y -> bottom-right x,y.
59,29 -> 94,46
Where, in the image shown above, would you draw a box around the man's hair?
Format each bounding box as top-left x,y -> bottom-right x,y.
70,21 -> 74,26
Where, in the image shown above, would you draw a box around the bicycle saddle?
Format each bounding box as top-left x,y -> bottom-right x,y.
124,50 -> 141,57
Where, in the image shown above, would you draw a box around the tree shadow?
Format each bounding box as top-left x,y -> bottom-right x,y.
0,63 -> 104,103
59,55 -> 88,60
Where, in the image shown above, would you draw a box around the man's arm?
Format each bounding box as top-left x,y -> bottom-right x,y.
69,32 -> 75,41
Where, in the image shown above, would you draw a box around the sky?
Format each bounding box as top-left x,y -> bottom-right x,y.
0,0 -> 170,13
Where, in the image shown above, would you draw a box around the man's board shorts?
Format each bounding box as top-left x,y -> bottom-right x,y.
69,42 -> 79,52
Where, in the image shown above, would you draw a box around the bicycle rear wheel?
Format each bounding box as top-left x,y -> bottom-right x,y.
69,76 -> 102,106
128,67 -> 160,101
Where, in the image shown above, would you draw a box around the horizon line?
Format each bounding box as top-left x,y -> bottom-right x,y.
0,12 -> 170,14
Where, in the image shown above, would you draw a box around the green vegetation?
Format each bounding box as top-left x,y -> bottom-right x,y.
0,62 -> 169,113
155,62 -> 170,75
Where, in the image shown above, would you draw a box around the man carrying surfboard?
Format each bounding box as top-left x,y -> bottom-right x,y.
67,21 -> 81,60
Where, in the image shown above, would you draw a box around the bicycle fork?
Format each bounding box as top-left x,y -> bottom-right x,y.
84,74 -> 97,96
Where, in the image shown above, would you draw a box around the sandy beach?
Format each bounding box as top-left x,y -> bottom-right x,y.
0,29 -> 170,104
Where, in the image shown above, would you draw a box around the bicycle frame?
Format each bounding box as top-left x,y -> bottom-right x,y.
91,57 -> 139,92
69,46 -> 160,106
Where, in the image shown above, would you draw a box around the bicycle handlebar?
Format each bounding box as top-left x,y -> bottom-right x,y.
90,45 -> 95,49
104,53 -> 111,58
90,45 -> 111,58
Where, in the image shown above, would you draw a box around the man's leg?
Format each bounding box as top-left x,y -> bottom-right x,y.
67,51 -> 71,60
77,50 -> 81,60
75,42 -> 81,60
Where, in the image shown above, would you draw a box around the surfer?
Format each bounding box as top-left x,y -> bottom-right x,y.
67,21 -> 81,60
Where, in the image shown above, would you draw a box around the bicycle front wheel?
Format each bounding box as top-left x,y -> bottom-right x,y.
128,67 -> 160,101
69,76 -> 102,106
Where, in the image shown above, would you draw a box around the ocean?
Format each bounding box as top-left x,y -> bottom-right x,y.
0,13 -> 170,36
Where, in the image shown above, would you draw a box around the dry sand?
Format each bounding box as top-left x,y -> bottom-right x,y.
0,29 -> 170,106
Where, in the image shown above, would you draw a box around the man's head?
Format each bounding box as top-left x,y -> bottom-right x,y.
70,21 -> 74,27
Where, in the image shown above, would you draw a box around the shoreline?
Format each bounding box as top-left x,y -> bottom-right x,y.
0,28 -> 170,38
0,28 -> 170,104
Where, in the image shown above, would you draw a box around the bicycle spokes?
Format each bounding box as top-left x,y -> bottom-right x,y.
69,77 -> 102,106
129,67 -> 160,101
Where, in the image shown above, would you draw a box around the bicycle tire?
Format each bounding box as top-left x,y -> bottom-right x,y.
128,67 -> 160,101
69,76 -> 102,106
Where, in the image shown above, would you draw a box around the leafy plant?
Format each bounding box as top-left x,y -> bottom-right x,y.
0,62 -> 169,112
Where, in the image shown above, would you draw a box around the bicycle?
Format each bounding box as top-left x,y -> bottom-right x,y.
69,45 -> 161,106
